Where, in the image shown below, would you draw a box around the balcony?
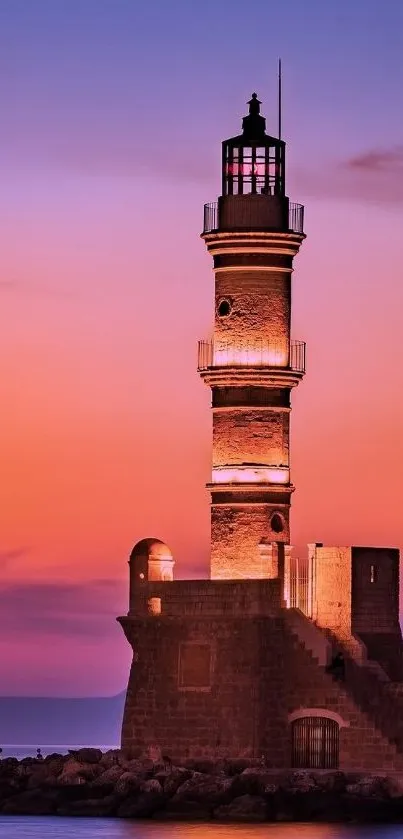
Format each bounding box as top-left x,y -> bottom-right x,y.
203,198 -> 304,235
198,340 -> 306,374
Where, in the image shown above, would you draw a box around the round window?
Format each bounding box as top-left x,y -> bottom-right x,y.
271,513 -> 284,534
217,298 -> 232,318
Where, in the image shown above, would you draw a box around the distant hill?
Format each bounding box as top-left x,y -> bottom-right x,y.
0,692 -> 125,747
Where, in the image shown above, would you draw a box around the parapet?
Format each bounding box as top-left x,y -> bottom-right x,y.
127,577 -> 282,619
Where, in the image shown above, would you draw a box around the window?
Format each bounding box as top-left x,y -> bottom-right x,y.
217,298 -> 232,318
178,643 -> 211,691
291,716 -> 339,769
370,564 -> 377,583
271,513 -> 284,534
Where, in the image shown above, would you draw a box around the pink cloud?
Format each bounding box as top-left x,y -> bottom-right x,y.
295,145 -> 403,205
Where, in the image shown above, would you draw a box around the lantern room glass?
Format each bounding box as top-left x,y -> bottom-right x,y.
223,141 -> 285,197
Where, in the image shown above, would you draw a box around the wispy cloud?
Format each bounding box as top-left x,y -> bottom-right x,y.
0,578 -> 126,639
295,145 -> 403,206
0,546 -> 31,567
347,147 -> 403,173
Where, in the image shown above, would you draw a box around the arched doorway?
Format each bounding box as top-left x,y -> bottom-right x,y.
291,716 -> 339,769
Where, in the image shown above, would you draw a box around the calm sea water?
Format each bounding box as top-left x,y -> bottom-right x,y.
0,822 -> 403,839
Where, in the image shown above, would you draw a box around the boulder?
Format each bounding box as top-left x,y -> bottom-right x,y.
100,749 -> 123,768
346,775 -> 390,799
214,793 -> 267,821
114,771 -> 141,797
160,798 -> 211,820
57,757 -> 101,785
141,779 -> 163,794
68,748 -> 102,764
117,790 -> 165,818
282,771 -> 318,793
173,772 -> 231,807
2,789 -> 57,815
231,768 -> 276,797
94,765 -> 124,788
57,794 -> 117,817
312,771 -> 346,793
156,767 -> 192,797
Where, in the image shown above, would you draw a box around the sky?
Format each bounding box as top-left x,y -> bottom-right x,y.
1,0 -> 403,697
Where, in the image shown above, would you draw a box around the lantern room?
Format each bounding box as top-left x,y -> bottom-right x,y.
222,93 -> 285,197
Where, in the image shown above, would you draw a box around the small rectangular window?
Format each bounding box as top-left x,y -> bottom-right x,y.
370,564 -> 377,583
178,643 -> 211,691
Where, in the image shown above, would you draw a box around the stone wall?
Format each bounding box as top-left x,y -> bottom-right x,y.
119,580 -> 403,771
351,547 -> 400,634
119,615 -> 288,764
210,505 -> 290,579
214,270 -> 291,352
312,547 -> 352,639
212,408 -> 288,467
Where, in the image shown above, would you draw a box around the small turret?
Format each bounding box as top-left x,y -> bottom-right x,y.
128,538 -> 174,605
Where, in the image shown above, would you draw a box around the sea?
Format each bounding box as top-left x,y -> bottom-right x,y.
1,821 -> 403,839
1,748 -> 403,838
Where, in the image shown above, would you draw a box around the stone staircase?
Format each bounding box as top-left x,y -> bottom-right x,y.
282,608 -> 403,771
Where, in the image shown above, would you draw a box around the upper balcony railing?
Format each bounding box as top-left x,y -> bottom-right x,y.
198,339 -> 306,374
203,200 -> 304,235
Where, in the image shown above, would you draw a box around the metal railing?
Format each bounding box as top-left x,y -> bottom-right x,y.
197,339 -> 306,373
203,202 -> 218,234
203,200 -> 304,234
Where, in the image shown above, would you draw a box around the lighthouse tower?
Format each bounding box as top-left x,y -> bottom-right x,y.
198,93 -> 306,581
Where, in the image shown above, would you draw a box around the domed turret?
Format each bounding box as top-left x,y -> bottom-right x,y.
129,538 -> 175,583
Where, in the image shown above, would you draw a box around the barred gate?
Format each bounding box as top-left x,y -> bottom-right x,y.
288,555 -> 309,615
291,716 -> 339,769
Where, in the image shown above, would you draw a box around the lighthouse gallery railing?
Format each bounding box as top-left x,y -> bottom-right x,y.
197,339 -> 306,374
203,201 -> 304,235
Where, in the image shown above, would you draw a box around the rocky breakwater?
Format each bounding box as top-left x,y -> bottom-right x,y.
1,749 -> 403,821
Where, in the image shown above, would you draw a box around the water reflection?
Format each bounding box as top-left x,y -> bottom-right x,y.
1,820 -> 403,839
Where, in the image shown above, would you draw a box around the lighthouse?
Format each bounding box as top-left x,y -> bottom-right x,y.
198,93 -> 306,580
119,92 -> 403,773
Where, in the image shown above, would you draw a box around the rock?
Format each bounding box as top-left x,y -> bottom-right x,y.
94,765 -> 124,788
114,771 -> 141,797
312,771 -> 346,792
100,749 -> 123,768
214,793 -> 267,822
57,758 -> 101,785
126,758 -> 154,776
184,759 -> 220,775
68,748 -> 103,764
230,768 -> 276,797
173,772 -> 231,806
117,790 -> 165,818
141,779 -> 163,794
157,768 -> 192,797
2,789 -> 57,815
283,771 -> 318,793
57,794 -> 117,817
160,798 -> 211,820
44,752 -> 64,762
346,775 -> 390,799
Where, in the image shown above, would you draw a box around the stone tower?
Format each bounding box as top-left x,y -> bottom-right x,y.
198,93 -> 306,580
119,92 -> 403,772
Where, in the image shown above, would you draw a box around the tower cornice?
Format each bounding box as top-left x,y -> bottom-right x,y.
202,230 -> 304,258
198,364 -> 304,389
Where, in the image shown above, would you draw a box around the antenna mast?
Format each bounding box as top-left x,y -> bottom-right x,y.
278,58 -> 282,140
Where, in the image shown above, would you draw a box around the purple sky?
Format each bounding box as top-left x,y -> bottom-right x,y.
1,0 -> 403,696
